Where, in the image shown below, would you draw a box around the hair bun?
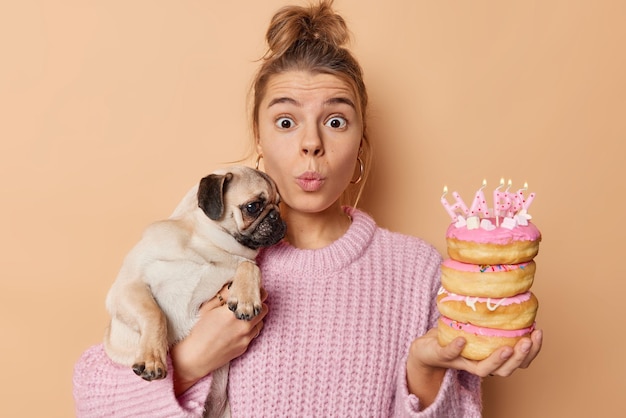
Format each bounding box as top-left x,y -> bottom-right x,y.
265,0 -> 349,59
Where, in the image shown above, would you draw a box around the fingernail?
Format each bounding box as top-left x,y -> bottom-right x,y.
500,349 -> 513,360
521,341 -> 532,353
455,338 -> 466,348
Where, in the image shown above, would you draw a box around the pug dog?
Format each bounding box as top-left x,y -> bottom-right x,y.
103,165 -> 286,418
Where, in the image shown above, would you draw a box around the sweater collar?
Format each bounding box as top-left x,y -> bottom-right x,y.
258,207 -> 377,275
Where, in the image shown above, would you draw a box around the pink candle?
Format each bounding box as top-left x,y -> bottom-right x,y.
469,179 -> 490,218
441,186 -> 458,221
452,191 -> 469,215
523,192 -> 536,210
516,182 -> 535,211
493,178 -> 505,226
503,179 -> 515,217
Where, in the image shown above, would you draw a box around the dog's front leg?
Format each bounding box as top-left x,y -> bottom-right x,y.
227,261 -> 262,321
115,281 -> 169,380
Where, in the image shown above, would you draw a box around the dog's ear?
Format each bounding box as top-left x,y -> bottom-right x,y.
197,172 -> 234,220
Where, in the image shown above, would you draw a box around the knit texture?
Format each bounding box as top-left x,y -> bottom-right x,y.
73,208 -> 482,417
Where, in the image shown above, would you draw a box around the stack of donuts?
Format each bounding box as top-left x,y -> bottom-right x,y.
437,180 -> 541,360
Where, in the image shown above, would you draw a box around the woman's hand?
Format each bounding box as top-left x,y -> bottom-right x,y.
406,327 -> 543,407
171,286 -> 268,396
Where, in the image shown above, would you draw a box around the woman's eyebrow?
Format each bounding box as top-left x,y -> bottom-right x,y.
267,97 -> 300,108
325,97 -> 356,109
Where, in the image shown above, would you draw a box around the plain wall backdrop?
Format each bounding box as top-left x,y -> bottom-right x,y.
1,1 -> 625,416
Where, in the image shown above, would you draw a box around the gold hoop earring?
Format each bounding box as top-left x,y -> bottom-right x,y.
351,156 -> 364,184
255,154 -> 263,170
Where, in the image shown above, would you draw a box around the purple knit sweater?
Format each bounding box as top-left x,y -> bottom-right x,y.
73,208 -> 482,417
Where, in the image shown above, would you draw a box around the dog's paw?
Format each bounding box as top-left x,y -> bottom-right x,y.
132,362 -> 166,381
132,350 -> 168,381
228,299 -> 262,321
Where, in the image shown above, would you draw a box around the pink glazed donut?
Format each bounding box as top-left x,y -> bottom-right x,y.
437,316 -> 535,361
445,218 -> 541,264
440,259 -> 536,298
436,287 -> 538,330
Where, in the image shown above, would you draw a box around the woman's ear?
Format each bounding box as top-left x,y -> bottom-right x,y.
255,141 -> 263,156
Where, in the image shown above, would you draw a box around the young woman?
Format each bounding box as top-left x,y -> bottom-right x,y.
74,2 -> 542,416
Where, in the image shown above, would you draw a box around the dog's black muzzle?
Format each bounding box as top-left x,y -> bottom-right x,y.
237,209 -> 286,250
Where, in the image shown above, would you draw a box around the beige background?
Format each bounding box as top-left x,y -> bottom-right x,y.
1,1 -> 624,416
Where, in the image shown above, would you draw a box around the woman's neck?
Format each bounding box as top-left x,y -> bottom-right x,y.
282,204 -> 352,250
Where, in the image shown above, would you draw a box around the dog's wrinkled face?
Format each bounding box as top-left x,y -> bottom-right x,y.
197,166 -> 286,249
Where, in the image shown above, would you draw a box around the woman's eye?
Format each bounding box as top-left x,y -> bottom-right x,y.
276,117 -> 294,129
325,117 -> 347,129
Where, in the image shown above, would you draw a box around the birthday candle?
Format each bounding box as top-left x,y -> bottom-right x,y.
452,191 -> 469,215
516,182 -> 536,211
469,179 -> 490,217
502,179 -> 514,217
493,178 -> 505,226
523,191 -> 536,210
440,186 -> 458,221
505,179 -> 513,208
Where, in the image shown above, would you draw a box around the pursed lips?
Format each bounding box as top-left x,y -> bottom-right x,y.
296,171 -> 325,192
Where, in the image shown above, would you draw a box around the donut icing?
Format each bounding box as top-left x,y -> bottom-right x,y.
439,315 -> 535,337
446,219 -> 540,245
442,258 -> 531,273
440,258 -> 536,297
437,287 -> 532,311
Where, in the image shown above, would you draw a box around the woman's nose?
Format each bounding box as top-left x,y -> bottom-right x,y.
301,126 -> 324,156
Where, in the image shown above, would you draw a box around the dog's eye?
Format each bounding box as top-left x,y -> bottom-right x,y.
244,201 -> 263,216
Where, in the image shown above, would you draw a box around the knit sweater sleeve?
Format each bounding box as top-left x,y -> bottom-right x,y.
394,360 -> 482,417
73,344 -> 211,417
392,239 -> 483,417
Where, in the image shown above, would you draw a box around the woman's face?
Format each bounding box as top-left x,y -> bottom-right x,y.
256,70 -> 363,215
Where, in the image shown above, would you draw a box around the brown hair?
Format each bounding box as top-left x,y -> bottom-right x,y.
251,0 -> 371,206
